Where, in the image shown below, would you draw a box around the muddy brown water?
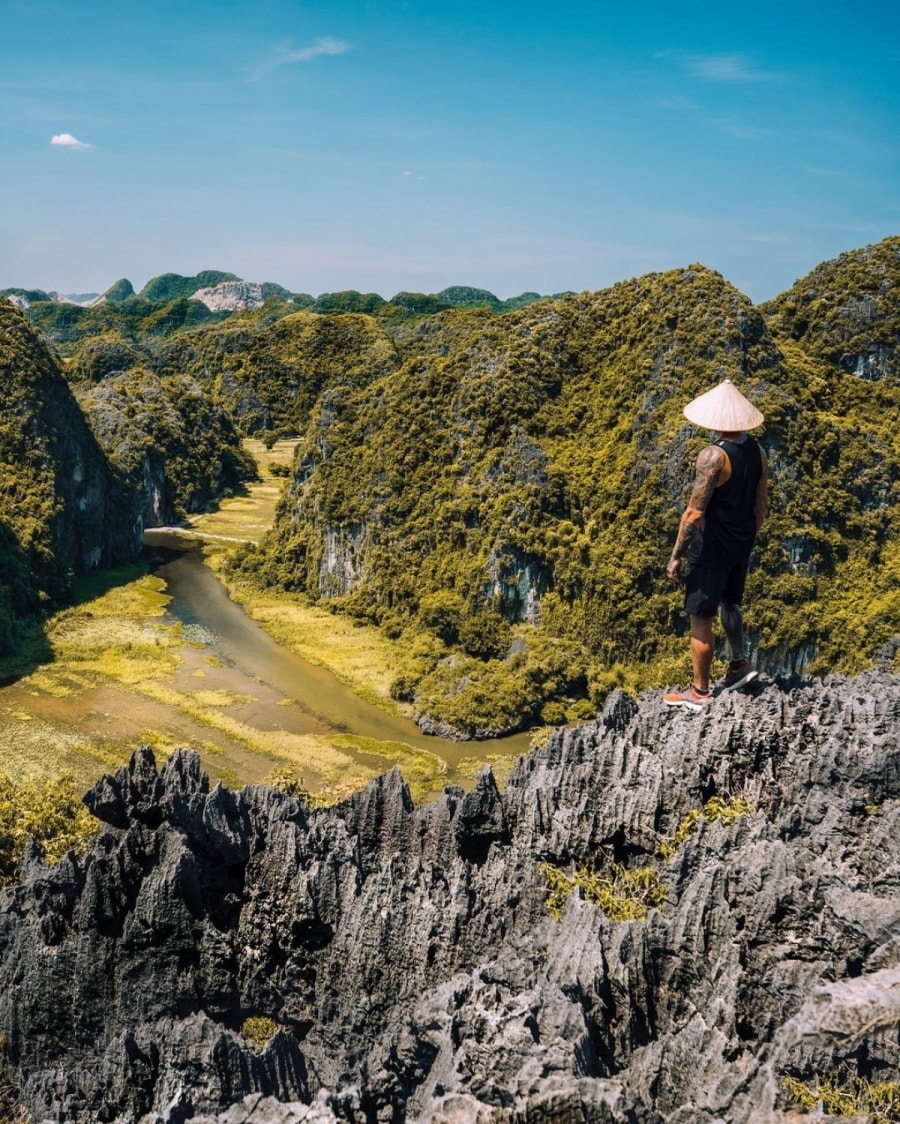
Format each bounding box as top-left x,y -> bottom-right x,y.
144,531 -> 534,785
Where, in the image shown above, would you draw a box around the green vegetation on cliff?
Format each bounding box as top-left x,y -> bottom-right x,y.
155,310 -> 402,437
138,270 -> 239,302
0,299 -> 254,658
23,293 -> 225,352
231,242 -> 899,734
13,279 -> 548,372
101,278 -> 135,303
435,286 -> 545,312
77,369 -> 256,521
0,300 -> 133,655
0,772 -> 97,886
4,241 -> 897,735
761,236 -> 900,380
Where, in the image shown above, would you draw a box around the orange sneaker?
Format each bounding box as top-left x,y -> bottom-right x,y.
722,659 -> 758,691
663,683 -> 713,712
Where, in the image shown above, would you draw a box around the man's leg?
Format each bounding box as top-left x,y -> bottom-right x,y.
719,596 -> 758,689
689,614 -> 715,691
719,602 -> 745,662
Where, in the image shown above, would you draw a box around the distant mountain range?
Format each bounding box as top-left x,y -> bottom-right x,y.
1,272 -> 549,316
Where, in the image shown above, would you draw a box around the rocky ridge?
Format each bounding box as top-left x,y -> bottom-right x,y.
0,670 -> 897,1122
192,281 -> 268,313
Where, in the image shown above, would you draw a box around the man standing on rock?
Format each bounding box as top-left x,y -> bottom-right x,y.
664,378 -> 768,711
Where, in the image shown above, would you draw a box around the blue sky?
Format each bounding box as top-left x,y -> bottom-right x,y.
1,0 -> 897,302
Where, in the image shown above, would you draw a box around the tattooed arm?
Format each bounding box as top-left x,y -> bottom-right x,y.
666,445 -> 726,582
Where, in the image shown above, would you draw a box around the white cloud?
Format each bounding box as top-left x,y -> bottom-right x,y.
51,132 -> 92,150
248,37 -> 350,81
716,118 -> 769,141
654,94 -> 699,111
684,53 -> 775,84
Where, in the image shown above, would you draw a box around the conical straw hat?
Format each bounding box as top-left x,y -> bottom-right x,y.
683,378 -> 764,431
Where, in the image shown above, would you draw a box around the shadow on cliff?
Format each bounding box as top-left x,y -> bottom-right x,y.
0,560 -> 153,687
0,619 -> 53,687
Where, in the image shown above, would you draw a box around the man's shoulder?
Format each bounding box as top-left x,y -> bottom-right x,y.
698,443 -> 728,467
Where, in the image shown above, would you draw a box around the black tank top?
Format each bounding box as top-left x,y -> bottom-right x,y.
698,436 -> 762,565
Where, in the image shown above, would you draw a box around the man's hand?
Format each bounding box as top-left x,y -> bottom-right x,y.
666,557 -> 682,584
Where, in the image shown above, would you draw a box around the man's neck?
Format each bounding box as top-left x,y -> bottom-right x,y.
717,431 -> 747,442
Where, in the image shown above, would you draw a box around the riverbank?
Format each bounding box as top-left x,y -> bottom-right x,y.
188,439 -> 416,716
0,552 -> 510,802
0,439 -> 532,799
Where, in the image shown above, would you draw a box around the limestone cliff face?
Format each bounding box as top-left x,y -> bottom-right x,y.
1,671 -> 897,1123
156,311 -> 401,437
761,235 -> 900,381
76,370 -> 255,527
0,299 -> 141,650
192,281 -> 267,313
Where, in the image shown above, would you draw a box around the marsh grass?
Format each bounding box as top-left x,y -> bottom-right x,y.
187,688 -> 255,708
191,440 -> 418,713
347,734 -> 448,803
455,752 -> 522,790
203,569 -> 409,714
0,620 -> 52,687
0,568 -> 183,783
0,549 -> 447,799
0,436 -> 515,801
183,438 -> 296,543
0,716 -> 121,786
133,681 -> 437,798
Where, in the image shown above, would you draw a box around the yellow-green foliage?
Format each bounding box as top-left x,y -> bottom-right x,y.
0,1071 -> 30,1124
24,291 -> 224,356
761,236 -> 900,377
241,1016 -> 278,1049
0,300 -> 110,652
539,860 -> 666,921
781,1069 -> 900,1121
76,368 -> 255,519
45,569 -> 180,687
0,772 -> 98,885
265,767 -> 333,809
237,248 -> 900,732
155,310 -> 402,438
0,1032 -> 29,1123
659,796 -> 755,860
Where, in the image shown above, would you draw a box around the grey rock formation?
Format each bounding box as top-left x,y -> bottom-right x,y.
193,281 -> 267,312
0,671 -> 897,1122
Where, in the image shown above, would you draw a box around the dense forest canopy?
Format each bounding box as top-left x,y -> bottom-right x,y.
1,238 -> 897,731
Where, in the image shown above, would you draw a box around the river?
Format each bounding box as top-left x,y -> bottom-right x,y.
143,530 -> 534,792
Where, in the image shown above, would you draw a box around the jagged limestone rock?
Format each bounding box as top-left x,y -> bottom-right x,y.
0,671 -> 897,1122
192,281 -> 267,313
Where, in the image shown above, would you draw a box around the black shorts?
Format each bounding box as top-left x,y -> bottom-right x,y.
684,560 -> 748,619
